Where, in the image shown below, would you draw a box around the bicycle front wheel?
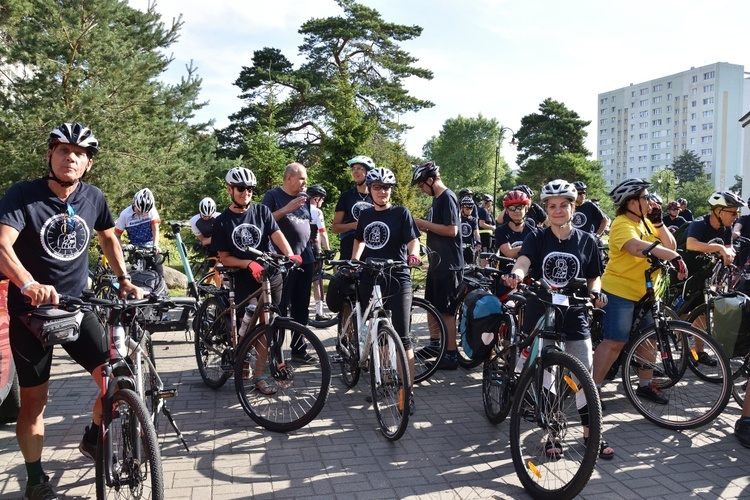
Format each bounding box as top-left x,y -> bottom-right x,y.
95,388 -> 164,499
482,314 -> 517,424
337,299 -> 361,388
509,349 -> 601,500
370,323 -> 411,440
622,322 -> 732,430
234,319 -> 331,432
128,323 -> 160,432
409,297 -> 447,383
194,296 -> 232,389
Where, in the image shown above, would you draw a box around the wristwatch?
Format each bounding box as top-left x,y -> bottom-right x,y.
117,274 -> 132,282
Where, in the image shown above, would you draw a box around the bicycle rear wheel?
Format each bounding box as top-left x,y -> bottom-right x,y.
622,322 -> 731,430
410,297 -> 447,383
234,319 -> 331,432
194,296 -> 232,389
509,349 -> 601,500
95,388 -> 164,499
337,299 -> 361,388
482,314 -> 517,424
370,323 -> 410,440
308,271 -> 338,328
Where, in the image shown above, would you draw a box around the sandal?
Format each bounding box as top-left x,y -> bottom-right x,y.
545,439 -> 563,458
584,437 -> 615,459
255,376 -> 277,395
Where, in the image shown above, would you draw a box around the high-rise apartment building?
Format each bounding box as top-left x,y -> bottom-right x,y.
597,62 -> 748,191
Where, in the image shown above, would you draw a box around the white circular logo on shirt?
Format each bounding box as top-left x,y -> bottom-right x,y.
232,224 -> 262,251
363,221 -> 390,250
352,201 -> 373,221
542,251 -> 581,288
572,212 -> 588,229
461,222 -> 473,238
40,214 -> 90,261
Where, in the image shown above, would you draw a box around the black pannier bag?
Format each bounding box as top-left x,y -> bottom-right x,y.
712,292 -> 750,358
459,289 -> 504,361
23,308 -> 83,347
326,267 -> 357,314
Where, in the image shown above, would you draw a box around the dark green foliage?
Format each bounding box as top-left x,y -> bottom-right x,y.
670,150 -> 705,183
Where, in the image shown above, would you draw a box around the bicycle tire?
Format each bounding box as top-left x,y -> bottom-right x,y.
234,318 -> 331,432
95,388 -> 164,499
482,314 -> 517,424
194,296 -> 232,389
410,296 -> 448,383
308,271 -> 338,328
453,293 -> 482,369
370,323 -> 410,440
337,299 -> 361,388
621,322 -> 731,430
509,349 -> 601,500
94,281 -> 120,324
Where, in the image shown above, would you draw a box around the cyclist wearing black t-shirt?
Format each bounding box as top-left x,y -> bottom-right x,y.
0,123 -> 142,499
331,155 -> 374,259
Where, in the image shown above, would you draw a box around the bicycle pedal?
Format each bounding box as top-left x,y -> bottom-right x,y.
159,389 -> 178,399
330,354 -> 343,363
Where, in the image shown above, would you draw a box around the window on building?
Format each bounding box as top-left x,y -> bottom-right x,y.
640,111 -> 649,117
653,96 -> 662,103
704,84 -> 714,92
691,113 -> 696,119
700,148 -> 712,156
702,136 -> 712,143
653,84 -> 662,92
702,123 -> 713,130
691,125 -> 696,132
666,153 -> 671,160
703,110 -> 714,118
653,108 -> 662,115
703,71 -> 715,79
667,82 -> 672,89
640,88 -> 649,95
600,97 -> 608,104
652,119 -> 662,126
691,100 -> 697,107
692,76 -> 698,83
639,99 -> 648,107
666,117 -> 672,124
703,97 -> 714,105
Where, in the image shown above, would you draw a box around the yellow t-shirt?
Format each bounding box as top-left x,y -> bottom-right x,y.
601,215 -> 662,301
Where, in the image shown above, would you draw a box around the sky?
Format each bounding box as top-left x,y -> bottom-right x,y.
129,0 -> 750,169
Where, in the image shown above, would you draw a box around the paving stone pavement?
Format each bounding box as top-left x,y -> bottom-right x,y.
1,323 -> 750,499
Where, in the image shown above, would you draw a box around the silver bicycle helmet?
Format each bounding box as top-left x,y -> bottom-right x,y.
346,155 -> 376,171
365,167 -> 397,186
609,178 -> 650,206
133,188 -> 155,213
48,123 -> 99,157
540,179 -> 577,202
708,191 -> 746,208
225,167 -> 257,187
199,197 -> 217,217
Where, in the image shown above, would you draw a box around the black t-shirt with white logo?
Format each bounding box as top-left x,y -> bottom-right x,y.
494,219 -> 537,254
211,204 -> 280,259
572,201 -> 606,234
0,179 -> 114,314
262,187 -> 314,264
335,187 -> 373,259
355,205 -> 420,285
426,189 -> 463,271
519,227 -> 602,340
460,215 -> 479,245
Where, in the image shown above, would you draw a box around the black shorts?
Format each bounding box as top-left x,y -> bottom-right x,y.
10,309 -> 108,387
425,269 -> 463,315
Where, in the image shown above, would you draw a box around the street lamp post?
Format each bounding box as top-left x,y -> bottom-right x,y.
493,126 -> 516,219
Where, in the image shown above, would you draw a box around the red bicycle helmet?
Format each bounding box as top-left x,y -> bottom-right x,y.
503,190 -> 531,208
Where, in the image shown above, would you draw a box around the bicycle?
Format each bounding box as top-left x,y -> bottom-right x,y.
194,248 -> 331,432
333,258 -> 447,386
308,249 -> 338,328
55,293 -> 170,499
611,244 -> 732,430
506,277 -> 602,500
331,257 -> 413,440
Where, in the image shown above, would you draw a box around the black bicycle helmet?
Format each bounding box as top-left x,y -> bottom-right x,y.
513,185 -> 534,197
573,181 -> 587,192
458,188 -> 474,199
609,178 -> 650,206
306,185 -> 327,198
48,123 -> 99,157
411,161 -> 439,186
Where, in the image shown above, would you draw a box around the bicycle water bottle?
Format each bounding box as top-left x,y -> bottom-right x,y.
111,324 -> 127,360
672,295 -> 684,310
238,298 -> 258,337
514,347 -> 529,374
359,319 -> 370,354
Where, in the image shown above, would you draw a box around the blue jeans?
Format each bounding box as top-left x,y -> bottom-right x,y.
601,291 -> 653,343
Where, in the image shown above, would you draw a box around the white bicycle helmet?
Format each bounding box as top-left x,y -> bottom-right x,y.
708,191 -> 746,208
609,178 -> 650,206
225,167 -> 257,187
346,155 -> 376,171
133,188 -> 155,213
199,197 -> 217,217
48,123 -> 99,157
365,167 -> 397,186
540,179 -> 577,202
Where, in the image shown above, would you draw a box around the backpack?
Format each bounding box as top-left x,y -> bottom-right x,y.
712,292 -> 750,358
460,289 -> 504,361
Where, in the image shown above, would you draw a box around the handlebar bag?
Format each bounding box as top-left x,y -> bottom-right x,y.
326,267 -> 357,313
460,289 -> 504,361
22,308 -> 83,347
130,270 -> 168,297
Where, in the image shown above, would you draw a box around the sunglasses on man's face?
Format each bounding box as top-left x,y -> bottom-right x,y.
232,185 -> 253,193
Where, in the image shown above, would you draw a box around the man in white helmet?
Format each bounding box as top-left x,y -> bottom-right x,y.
115,187 -> 163,276
331,155 -> 375,259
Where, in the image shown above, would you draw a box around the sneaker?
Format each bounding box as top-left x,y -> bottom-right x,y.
315,312 -> 334,322
696,351 -> 718,367
735,417 -> 750,448
79,428 -> 97,461
434,352 -> 458,370
290,352 -> 317,365
24,476 -> 58,500
636,382 -> 669,404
